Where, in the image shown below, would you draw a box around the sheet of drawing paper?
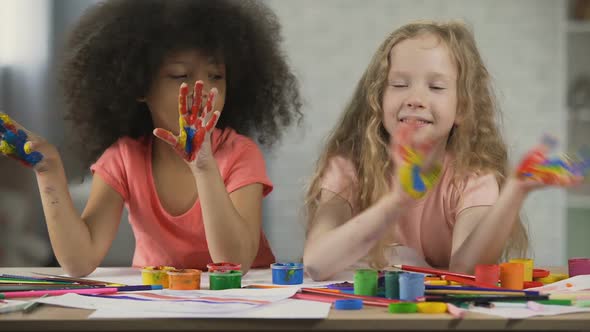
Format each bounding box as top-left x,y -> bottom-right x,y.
88,298 -> 331,319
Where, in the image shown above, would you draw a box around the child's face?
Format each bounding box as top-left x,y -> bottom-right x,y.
145,49 -> 227,132
382,34 -> 457,147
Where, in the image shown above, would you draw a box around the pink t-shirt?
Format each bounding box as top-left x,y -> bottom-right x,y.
91,128 -> 276,269
321,155 -> 499,268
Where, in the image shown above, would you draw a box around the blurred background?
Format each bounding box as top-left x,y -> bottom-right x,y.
0,0 -> 589,268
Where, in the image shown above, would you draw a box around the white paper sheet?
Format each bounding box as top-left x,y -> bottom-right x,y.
89,299 -> 331,319
468,304 -> 590,319
38,288 -> 298,314
528,275 -> 590,293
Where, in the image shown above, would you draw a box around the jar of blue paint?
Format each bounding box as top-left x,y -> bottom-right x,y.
399,272 -> 425,301
271,263 -> 304,285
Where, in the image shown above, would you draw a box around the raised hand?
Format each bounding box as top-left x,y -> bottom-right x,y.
516,134 -> 589,187
153,81 -> 220,162
0,113 -> 44,167
392,120 -> 442,199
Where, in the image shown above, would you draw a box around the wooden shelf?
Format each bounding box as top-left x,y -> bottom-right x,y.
568,21 -> 590,33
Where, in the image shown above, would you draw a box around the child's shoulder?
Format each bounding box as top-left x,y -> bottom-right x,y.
212,128 -> 259,153
108,135 -> 150,152
323,155 -> 358,182
439,155 -> 499,188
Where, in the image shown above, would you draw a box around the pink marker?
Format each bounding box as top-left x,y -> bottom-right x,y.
0,287 -> 118,299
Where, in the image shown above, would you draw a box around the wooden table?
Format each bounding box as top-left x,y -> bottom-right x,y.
1,267 -> 589,331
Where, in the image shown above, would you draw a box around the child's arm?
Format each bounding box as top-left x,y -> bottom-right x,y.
193,158 -> 264,274
448,178 -> 526,274
304,122 -> 441,281
153,82 -> 262,273
303,190 -> 407,281
0,114 -> 123,277
37,166 -> 124,277
448,137 -> 587,274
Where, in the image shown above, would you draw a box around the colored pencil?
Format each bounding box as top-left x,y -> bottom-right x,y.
390,265 -> 476,280
32,272 -> 124,286
441,275 -> 503,289
0,287 -> 119,299
0,274 -> 76,283
426,290 -> 534,296
0,279 -> 74,285
0,285 -> 104,292
296,291 -> 392,307
0,284 -> 161,299
424,294 -> 549,303
426,285 -> 540,296
301,288 -> 398,306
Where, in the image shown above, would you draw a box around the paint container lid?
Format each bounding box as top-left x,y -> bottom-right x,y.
533,269 -> 550,279
167,269 -> 201,276
389,302 -> 417,313
535,273 -> 568,284
142,266 -> 175,273
416,302 -> 447,314
207,262 -> 241,272
334,299 -> 363,310
523,280 -> 544,289
270,263 -> 304,270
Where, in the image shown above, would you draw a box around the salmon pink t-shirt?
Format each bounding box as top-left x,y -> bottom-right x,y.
90,128 -> 276,269
320,155 -> 499,269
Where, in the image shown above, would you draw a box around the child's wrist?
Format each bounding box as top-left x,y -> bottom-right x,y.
504,177 -> 530,199
191,156 -> 218,175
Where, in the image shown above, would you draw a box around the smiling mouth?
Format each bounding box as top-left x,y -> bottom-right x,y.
399,117 -> 433,126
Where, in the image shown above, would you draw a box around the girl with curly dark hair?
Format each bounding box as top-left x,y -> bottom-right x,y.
3,0 -> 302,277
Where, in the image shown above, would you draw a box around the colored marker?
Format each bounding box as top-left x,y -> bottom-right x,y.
390,265 -> 476,280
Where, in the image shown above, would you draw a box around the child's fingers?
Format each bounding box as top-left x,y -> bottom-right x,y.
191,81 -> 204,120
204,111 -> 220,131
153,128 -> 179,147
202,88 -> 217,119
178,83 -> 190,119
0,112 -> 37,138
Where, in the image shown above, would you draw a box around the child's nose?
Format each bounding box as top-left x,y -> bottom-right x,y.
406,98 -> 425,110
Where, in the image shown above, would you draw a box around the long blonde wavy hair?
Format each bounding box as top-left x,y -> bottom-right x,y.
304,20 -> 528,268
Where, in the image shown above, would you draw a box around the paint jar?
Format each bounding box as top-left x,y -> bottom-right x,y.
399,272 -> 425,301
510,258 -> 534,281
475,264 -> 500,287
271,263 -> 304,285
384,271 -> 401,300
206,262 -> 242,273
167,269 -> 201,290
500,262 -> 524,290
353,269 -> 378,296
209,270 -> 242,290
141,266 -> 175,288
569,257 -> 590,277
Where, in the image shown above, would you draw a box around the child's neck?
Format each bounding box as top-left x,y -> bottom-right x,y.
152,139 -> 191,171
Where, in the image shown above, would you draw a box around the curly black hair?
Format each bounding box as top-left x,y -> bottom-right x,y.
60,0 -> 302,168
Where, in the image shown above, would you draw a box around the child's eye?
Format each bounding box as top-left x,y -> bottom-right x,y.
389,83 -> 408,88
430,86 -> 445,90
208,73 -> 224,81
169,74 -> 188,79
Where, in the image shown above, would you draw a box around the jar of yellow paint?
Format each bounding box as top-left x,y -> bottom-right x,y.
141,266 -> 175,288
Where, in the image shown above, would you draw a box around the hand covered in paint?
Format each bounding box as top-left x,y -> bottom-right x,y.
0,112 -> 46,168
515,134 -> 589,189
153,81 -> 220,166
391,120 -> 442,199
